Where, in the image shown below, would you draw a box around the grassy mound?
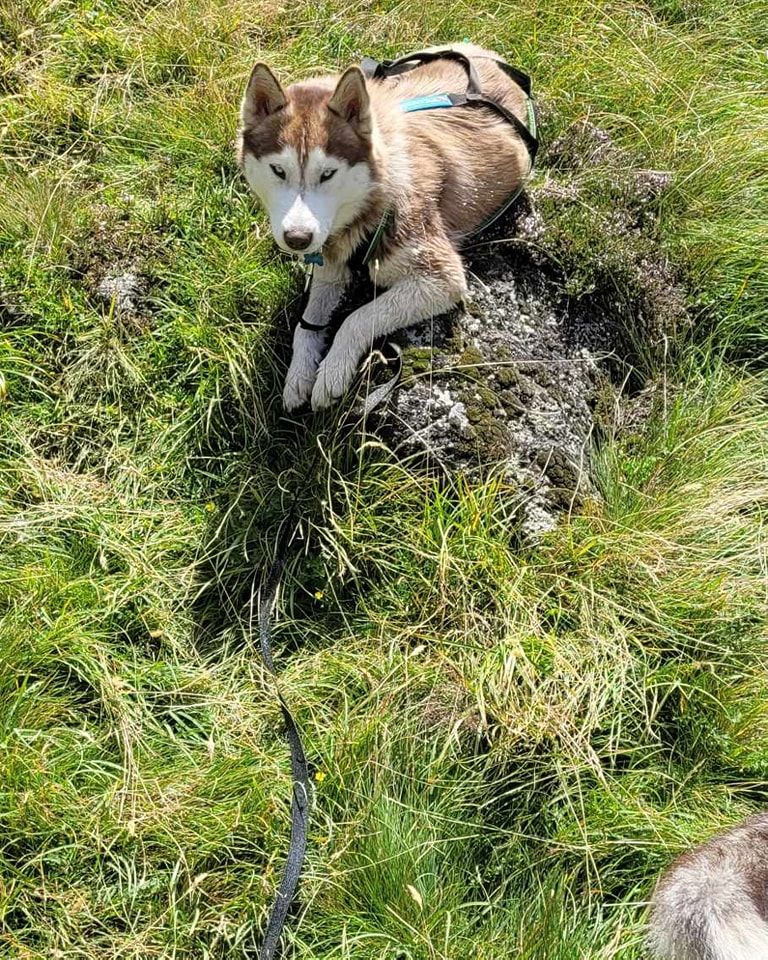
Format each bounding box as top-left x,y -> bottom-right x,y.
1,0 -> 766,956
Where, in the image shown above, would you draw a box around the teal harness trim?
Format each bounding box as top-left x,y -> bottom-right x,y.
526,97 -> 537,145
399,93 -> 454,112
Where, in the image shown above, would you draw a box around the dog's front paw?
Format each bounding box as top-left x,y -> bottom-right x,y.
310,341 -> 361,410
283,367 -> 317,411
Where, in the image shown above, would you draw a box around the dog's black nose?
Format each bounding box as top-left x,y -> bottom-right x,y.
283,229 -> 313,251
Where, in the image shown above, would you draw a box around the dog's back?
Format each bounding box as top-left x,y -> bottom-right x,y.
368,43 -> 532,240
648,812 -> 768,959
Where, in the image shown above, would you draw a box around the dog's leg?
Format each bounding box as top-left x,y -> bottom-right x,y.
283,261 -> 351,411
311,252 -> 466,410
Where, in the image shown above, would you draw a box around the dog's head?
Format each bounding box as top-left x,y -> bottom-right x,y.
237,64 -> 377,257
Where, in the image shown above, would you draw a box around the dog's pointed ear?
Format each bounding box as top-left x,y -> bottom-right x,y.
241,63 -> 287,125
328,67 -> 371,134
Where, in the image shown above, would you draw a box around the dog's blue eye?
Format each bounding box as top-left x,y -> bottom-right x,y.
320,169 -> 337,183
270,164 -> 286,180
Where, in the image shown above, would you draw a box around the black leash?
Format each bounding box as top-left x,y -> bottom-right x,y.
256,532 -> 312,960
254,346 -> 402,959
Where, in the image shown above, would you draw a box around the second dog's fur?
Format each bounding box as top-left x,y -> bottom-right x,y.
236,44 -> 531,410
648,812 -> 768,959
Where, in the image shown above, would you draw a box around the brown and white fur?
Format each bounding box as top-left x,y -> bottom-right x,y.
648,812 -> 768,959
236,43 -> 530,410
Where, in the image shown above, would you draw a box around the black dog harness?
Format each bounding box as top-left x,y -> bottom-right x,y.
362,48 -> 538,165
301,47 -> 538,278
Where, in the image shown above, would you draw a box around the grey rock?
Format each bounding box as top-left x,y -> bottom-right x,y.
96,268 -> 146,316
375,248 -> 605,539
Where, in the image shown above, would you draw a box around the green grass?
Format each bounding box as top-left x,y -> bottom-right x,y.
1,0 -> 767,956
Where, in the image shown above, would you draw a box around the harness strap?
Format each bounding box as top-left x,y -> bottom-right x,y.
397,90 -> 536,162
398,92 -> 455,112
361,49 -> 487,96
362,50 -> 536,162
298,317 -> 330,331
361,207 -> 394,267
447,91 -> 538,162
298,263 -> 329,328
493,58 -> 533,98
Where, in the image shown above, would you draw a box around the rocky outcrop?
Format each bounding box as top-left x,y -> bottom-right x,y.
364,122 -> 688,536
379,249 -> 603,537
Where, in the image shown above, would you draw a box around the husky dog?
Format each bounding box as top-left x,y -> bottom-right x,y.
236,44 -> 532,410
647,812 -> 768,959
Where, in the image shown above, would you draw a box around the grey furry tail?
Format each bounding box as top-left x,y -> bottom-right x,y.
647,828 -> 768,960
